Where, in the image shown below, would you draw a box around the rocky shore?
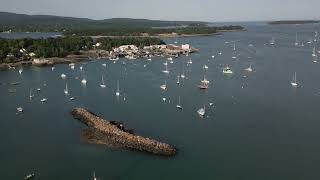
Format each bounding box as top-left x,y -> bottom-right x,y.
71,108 -> 177,156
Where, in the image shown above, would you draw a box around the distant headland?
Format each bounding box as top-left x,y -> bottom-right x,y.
269,20 -> 320,25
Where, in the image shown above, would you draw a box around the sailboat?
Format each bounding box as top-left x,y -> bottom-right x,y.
160,80 -> 167,90
174,35 -> 178,44
203,64 -> 208,70
245,64 -> 253,72
92,171 -> 97,180
180,63 -> 186,79
294,32 -> 299,46
198,75 -> 209,89
290,72 -> 298,87
29,89 -> 34,99
116,81 -> 120,96
270,36 -> 275,45
187,58 -> 193,65
162,62 -> 170,74
176,96 -> 183,110
233,42 -> 236,51
176,75 -> 180,84
100,76 -> 106,88
197,105 -> 206,117
19,69 -> 23,74
64,83 -> 69,95
61,73 -> 66,79
312,46 -> 317,57
81,78 -> 87,85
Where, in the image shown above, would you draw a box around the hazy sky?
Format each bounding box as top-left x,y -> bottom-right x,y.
0,0 -> 320,22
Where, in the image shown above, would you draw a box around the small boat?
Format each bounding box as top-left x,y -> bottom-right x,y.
36,88 -> 41,92
61,74 -> 66,79
245,64 -> 253,72
102,63 -> 107,67
51,66 -> 55,71
100,76 -> 106,88
176,75 -> 180,84
180,64 -> 186,79
24,173 -> 35,180
203,65 -> 208,69
291,72 -> 298,87
233,42 -> 236,51
29,89 -> 34,99
69,63 -> 75,70
64,83 -> 69,95
123,93 -> 126,101
162,62 -> 170,74
17,107 -> 24,113
198,76 -> 209,89
211,55 -> 215,59
19,69 -> 23,74
116,80 -> 120,96
294,32 -> 299,46
176,96 -> 183,110
312,46 -> 317,57
81,78 -> 87,85
40,98 -> 47,103
167,57 -> 173,61
197,105 -> 206,117
92,171 -> 97,180
187,58 -> 193,65
147,57 -> 152,61
270,36 -> 275,45
70,97 -> 75,100
160,80 -> 167,91
218,51 -> 222,55
223,66 -> 233,74
79,66 -> 83,71
209,103 -> 214,107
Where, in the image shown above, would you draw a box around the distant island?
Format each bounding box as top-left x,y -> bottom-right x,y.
269,20 -> 320,25
0,12 -> 244,36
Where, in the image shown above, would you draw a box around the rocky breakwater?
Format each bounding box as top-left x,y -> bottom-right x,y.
71,108 -> 177,156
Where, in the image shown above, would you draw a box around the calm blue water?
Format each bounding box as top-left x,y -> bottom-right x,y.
1,23 -> 320,179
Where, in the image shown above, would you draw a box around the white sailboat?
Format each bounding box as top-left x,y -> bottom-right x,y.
162,62 -> 170,74
294,32 -> 299,46
160,80 -> 167,91
176,75 -> 180,84
64,83 -> 69,95
197,105 -> 206,117
100,76 -> 106,88
270,36 -> 275,45
312,46 -> 317,57
29,89 -> 34,99
180,63 -> 185,79
245,64 -> 253,72
176,96 -> 183,110
81,78 -> 87,85
116,80 -> 120,96
203,64 -> 208,70
290,72 -> 298,87
233,42 -> 236,51
61,73 -> 66,79
92,171 -> 97,180
19,69 -> 23,75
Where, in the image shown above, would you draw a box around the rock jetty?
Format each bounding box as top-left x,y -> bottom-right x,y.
71,108 -> 177,156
